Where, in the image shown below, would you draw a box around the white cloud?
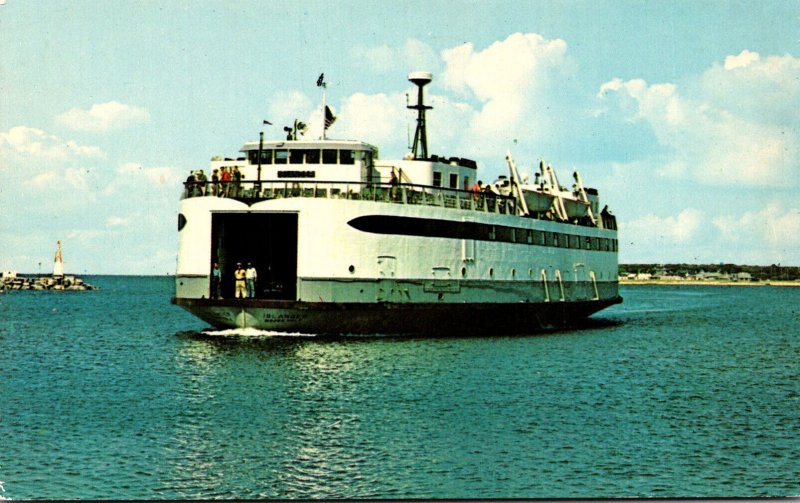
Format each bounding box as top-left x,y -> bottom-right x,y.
334,92 -> 406,147
104,162 -> 183,195
353,38 -> 439,74
597,51 -> 800,187
402,38 -> 440,72
27,171 -> 58,187
22,166 -> 91,191
358,45 -> 395,73
267,91 -> 314,128
713,202 -> 800,246
440,33 -> 571,155
0,126 -> 105,161
107,216 -> 130,227
442,33 -> 567,100
724,49 -> 759,70
700,51 -> 800,126
287,34 -> 574,161
626,208 -> 704,244
55,101 -> 150,132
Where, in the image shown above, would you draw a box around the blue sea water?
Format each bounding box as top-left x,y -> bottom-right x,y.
1,276 -> 798,499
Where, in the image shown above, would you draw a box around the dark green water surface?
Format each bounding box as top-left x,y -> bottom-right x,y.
1,277 -> 798,498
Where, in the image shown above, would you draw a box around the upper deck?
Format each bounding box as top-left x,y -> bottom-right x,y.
181,174 -> 618,232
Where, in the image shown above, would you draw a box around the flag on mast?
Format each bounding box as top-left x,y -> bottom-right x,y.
324,105 -> 336,129
316,73 -> 326,88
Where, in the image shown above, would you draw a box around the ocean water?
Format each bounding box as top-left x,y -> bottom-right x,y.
1,276 -> 798,499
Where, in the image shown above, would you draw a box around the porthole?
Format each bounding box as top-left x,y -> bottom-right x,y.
348,265 -> 355,273
511,268 -> 516,278
461,267 -> 467,277
489,268 -> 494,277
177,213 -> 187,231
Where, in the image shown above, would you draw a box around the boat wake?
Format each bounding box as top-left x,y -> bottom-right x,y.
200,327 -> 318,338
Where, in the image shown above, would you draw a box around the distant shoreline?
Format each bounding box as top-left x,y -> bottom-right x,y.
620,279 -> 800,287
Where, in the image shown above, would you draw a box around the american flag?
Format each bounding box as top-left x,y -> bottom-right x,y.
324,105 -> 336,129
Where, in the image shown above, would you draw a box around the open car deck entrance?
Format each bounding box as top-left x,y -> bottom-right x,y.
211,212 -> 298,300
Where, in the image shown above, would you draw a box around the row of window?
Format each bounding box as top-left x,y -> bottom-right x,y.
248,149 -> 370,166
347,215 -> 619,252
432,171 -> 464,189
491,227 -> 618,252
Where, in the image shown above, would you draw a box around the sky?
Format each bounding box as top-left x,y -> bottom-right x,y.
1,0 -> 799,275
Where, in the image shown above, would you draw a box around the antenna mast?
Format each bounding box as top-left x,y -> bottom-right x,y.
407,71 -> 432,160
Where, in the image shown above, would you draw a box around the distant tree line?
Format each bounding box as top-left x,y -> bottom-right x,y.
620,263 -> 800,281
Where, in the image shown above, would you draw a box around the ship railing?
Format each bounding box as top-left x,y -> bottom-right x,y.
182,179 -> 516,215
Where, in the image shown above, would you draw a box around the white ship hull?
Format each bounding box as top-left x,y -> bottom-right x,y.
172,194 -> 620,334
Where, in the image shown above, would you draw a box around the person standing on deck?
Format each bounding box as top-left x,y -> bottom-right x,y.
196,169 -> 208,196
211,262 -> 221,299
211,169 -> 219,196
471,180 -> 483,200
184,171 -> 196,197
245,263 -> 257,298
234,262 -> 247,299
221,167 -> 232,197
232,166 -> 242,197
389,169 -> 399,201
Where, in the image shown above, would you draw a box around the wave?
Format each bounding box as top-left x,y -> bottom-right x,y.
200,327 -> 318,338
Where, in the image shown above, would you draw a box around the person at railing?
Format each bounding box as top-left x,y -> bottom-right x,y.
389,169 -> 400,201
471,180 -> 483,200
220,166 -> 232,197
211,169 -> 220,196
184,170 -> 200,198
196,169 -> 208,196
233,166 -> 243,197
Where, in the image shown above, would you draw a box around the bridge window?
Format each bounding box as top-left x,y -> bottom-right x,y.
340,150 -> 355,164
275,149 -> 288,164
289,150 -> 304,164
433,171 -> 442,187
305,149 -> 321,164
323,149 -> 337,164
248,150 -> 273,164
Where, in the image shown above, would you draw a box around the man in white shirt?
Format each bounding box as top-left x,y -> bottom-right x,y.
245,263 -> 258,298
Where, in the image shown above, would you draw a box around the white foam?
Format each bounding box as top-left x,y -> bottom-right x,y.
201,327 -> 317,338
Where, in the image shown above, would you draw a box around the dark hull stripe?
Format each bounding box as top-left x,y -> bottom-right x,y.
172,296 -> 623,335
347,214 -> 617,252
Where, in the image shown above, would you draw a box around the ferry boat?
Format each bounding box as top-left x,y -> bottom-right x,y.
171,72 -> 621,335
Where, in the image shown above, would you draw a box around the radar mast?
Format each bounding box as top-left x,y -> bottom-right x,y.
407,71 -> 432,160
